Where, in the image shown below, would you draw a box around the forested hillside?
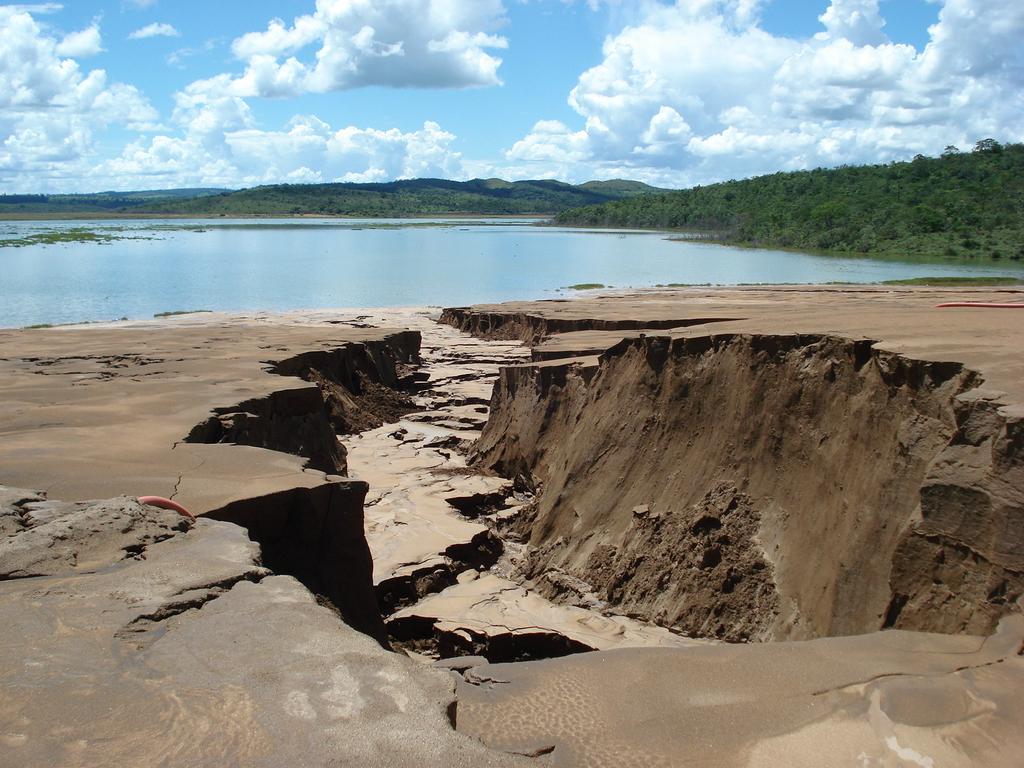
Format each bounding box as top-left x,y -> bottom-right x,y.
0,178 -> 664,218
556,141 -> 1024,261
138,178 -> 665,216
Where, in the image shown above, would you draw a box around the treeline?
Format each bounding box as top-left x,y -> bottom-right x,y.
138,178 -> 665,216
0,194 -> 48,204
0,188 -> 229,214
556,140 -> 1024,261
0,179 -> 665,218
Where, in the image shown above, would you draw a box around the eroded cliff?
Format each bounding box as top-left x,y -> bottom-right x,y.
185,331 -> 421,475
471,332 -> 1023,640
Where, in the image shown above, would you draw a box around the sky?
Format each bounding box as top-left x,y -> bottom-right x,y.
1,0 -> 1022,193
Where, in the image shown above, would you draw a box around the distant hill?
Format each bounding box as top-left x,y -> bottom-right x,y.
556,141 -> 1024,262
0,188 -> 230,215
133,178 -> 669,216
0,178 -> 667,218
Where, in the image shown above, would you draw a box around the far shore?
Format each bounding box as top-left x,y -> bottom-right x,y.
0,211 -> 555,222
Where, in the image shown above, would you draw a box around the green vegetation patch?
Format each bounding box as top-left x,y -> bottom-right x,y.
566,283 -> 607,290
2,229 -> 118,247
881,276 -> 1023,286
556,140 -> 1024,263
0,228 -> 156,247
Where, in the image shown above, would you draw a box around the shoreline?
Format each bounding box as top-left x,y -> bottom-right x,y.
6,280 -> 1023,332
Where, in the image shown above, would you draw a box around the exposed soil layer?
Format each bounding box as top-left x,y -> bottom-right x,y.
341,312 -> 696,661
185,385 -> 347,473
185,332 -> 421,474
270,332 -> 422,433
522,483 -> 779,642
205,480 -> 389,645
440,306 -> 741,344
471,330 -> 1024,640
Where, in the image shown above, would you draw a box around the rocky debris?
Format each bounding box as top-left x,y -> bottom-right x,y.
349,418 -> 509,615
0,487 -> 191,579
443,476 -> 516,518
455,612 -> 1024,768
0,491 -> 524,768
473,330 -> 1022,640
520,483 -> 780,642
387,572 -> 706,663
407,406 -> 491,432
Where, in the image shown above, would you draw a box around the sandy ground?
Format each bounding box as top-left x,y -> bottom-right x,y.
448,285 -> 1024,401
2,287 -> 1023,766
441,285 -> 1024,765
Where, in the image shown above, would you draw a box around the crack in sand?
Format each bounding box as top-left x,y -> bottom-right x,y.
117,568 -> 269,648
810,655 -> 1005,697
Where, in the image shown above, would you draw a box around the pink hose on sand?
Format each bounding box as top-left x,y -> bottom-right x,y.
138,495 -> 195,520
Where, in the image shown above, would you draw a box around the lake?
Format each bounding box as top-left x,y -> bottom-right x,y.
2,218 -> 1022,328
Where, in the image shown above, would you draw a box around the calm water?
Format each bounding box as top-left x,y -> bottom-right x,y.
2,218 -> 1022,328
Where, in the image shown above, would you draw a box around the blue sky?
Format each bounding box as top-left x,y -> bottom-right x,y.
1,1 -> 1021,192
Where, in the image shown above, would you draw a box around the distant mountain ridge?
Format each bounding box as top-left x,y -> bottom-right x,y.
0,178 -> 668,217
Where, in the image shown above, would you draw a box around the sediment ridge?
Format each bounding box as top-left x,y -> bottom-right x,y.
440,305 -> 741,344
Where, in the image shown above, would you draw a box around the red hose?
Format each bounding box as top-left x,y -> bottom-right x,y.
138,495 -> 195,520
935,302 -> 1024,309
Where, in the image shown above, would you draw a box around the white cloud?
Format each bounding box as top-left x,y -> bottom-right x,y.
0,7 -> 158,190
129,22 -> 179,40
500,0 -> 1024,185
199,0 -> 508,98
55,24 -> 103,57
817,0 -> 887,46
97,107 -> 465,189
166,38 -> 218,68
4,3 -> 63,13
